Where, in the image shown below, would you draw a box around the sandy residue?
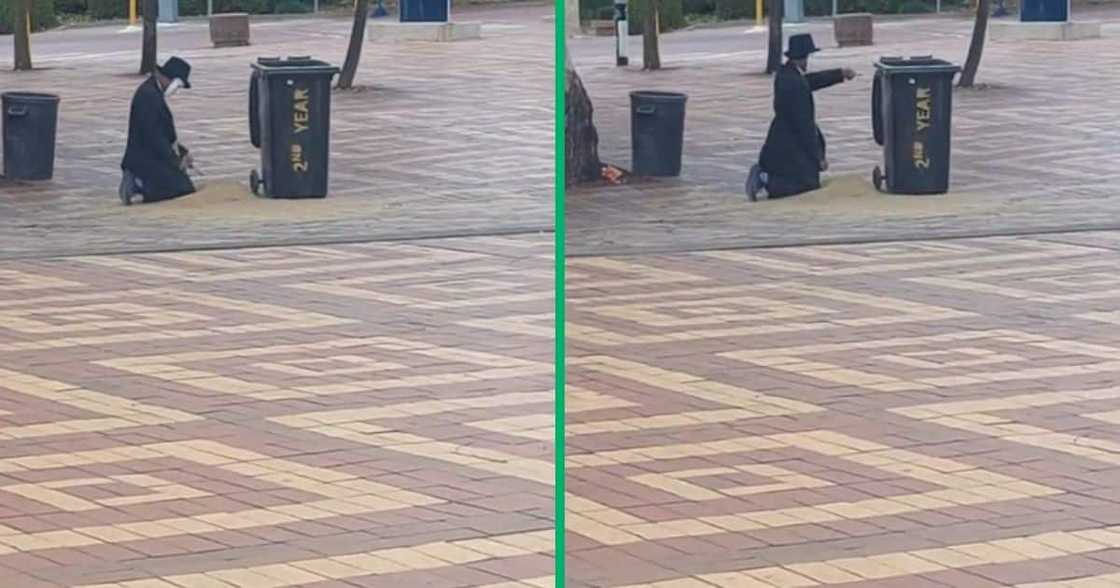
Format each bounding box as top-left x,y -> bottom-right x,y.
126,181 -> 369,222
760,175 -> 1006,217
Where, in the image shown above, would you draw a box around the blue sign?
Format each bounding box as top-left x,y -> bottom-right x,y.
401,0 -> 449,22
1020,0 -> 1067,22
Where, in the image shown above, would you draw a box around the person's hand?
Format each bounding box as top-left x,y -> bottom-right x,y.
842,68 -> 858,80
820,158 -> 829,172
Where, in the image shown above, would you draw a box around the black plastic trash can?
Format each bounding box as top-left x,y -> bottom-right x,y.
630,91 -> 687,177
2,92 -> 60,181
248,56 -> 339,199
871,56 -> 960,195
401,0 -> 449,22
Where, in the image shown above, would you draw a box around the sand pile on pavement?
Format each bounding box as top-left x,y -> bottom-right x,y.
761,175 -> 1003,217
127,181 -> 364,222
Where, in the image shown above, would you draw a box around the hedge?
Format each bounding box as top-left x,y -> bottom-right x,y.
804,0 -> 960,14
582,0 -> 968,25
714,0 -> 753,19
580,0 -> 685,32
178,0 -> 311,16
86,0 -> 125,18
0,0 -> 57,33
632,0 -> 684,33
55,0 -> 312,17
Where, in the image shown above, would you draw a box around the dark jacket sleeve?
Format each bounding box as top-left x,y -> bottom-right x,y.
806,69 -> 845,92
134,88 -> 178,164
776,71 -> 823,165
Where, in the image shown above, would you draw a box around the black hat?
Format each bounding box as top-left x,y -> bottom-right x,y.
785,34 -> 820,59
158,56 -> 192,89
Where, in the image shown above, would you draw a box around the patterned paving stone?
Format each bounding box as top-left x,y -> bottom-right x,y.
0,233 -> 553,586
565,231 -> 1120,587
0,4 -> 552,259
567,13 -> 1120,255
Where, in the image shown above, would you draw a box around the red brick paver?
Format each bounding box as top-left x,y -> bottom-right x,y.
558,231 -> 1120,586
0,4 -> 553,259
567,15 -> 1120,255
0,234 -> 554,587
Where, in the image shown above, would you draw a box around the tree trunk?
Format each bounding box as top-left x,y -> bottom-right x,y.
958,0 -> 990,87
642,0 -> 661,71
766,0 -> 783,74
564,51 -> 602,186
140,0 -> 158,75
13,0 -> 33,71
337,0 -> 370,89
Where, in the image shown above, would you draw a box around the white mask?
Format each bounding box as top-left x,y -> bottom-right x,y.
164,78 -> 184,98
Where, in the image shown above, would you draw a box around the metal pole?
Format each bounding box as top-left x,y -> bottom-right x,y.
130,0 -> 137,25
614,0 -> 628,66
314,0 -> 319,12
756,0 -> 762,25
832,0 -> 837,16
207,0 -> 212,15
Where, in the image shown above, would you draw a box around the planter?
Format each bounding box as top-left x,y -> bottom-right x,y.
210,12 -> 250,48
834,12 -> 873,47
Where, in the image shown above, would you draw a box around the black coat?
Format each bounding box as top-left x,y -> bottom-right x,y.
121,77 -> 195,202
758,61 -> 845,198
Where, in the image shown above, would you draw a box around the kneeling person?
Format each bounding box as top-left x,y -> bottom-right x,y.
119,56 -> 197,205
747,34 -> 856,201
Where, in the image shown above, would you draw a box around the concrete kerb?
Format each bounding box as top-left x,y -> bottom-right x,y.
565,225 -> 1120,258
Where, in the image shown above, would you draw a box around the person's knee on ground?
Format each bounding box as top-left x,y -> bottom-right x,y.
746,164 -> 770,201
119,169 -> 143,206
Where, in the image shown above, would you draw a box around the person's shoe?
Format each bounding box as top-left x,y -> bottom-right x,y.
119,170 -> 137,206
746,164 -> 764,202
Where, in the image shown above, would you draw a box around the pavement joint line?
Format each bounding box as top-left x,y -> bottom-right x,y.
566,224 -> 1120,258
0,226 -> 554,262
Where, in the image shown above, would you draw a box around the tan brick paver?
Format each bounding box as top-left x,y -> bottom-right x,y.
0,4 -> 553,259
0,234 -> 553,586
560,232 -> 1120,587
567,15 -> 1120,255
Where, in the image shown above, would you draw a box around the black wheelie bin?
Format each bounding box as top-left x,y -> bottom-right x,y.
2,92 -> 60,181
871,56 -> 960,195
630,91 -> 688,177
249,56 -> 340,198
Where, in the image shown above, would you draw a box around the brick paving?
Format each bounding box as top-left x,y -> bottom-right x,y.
0,4 -> 552,259
554,230 -> 1120,586
0,233 -> 554,587
567,13 -> 1120,255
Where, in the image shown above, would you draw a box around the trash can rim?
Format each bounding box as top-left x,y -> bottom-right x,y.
629,90 -> 688,102
251,58 -> 338,72
1,92 -> 61,103
874,57 -> 960,73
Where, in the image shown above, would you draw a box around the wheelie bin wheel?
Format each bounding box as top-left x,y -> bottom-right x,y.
872,166 -> 883,192
250,169 -> 261,196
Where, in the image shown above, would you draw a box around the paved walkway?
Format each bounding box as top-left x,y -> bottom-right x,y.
560,230 -> 1120,586
567,13 -> 1120,255
0,4 -> 552,259
0,234 -> 553,587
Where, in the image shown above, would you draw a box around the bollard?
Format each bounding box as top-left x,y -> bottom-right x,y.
614,0 -> 629,66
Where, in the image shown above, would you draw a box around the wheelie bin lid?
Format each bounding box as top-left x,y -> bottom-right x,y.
1,92 -> 60,103
251,56 -> 339,74
629,90 -> 688,103
874,56 -> 960,74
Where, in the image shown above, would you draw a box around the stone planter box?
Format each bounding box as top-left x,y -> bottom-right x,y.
589,19 -> 616,36
834,13 -> 873,47
210,13 -> 250,48
990,20 -> 1101,41
368,21 -> 482,42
